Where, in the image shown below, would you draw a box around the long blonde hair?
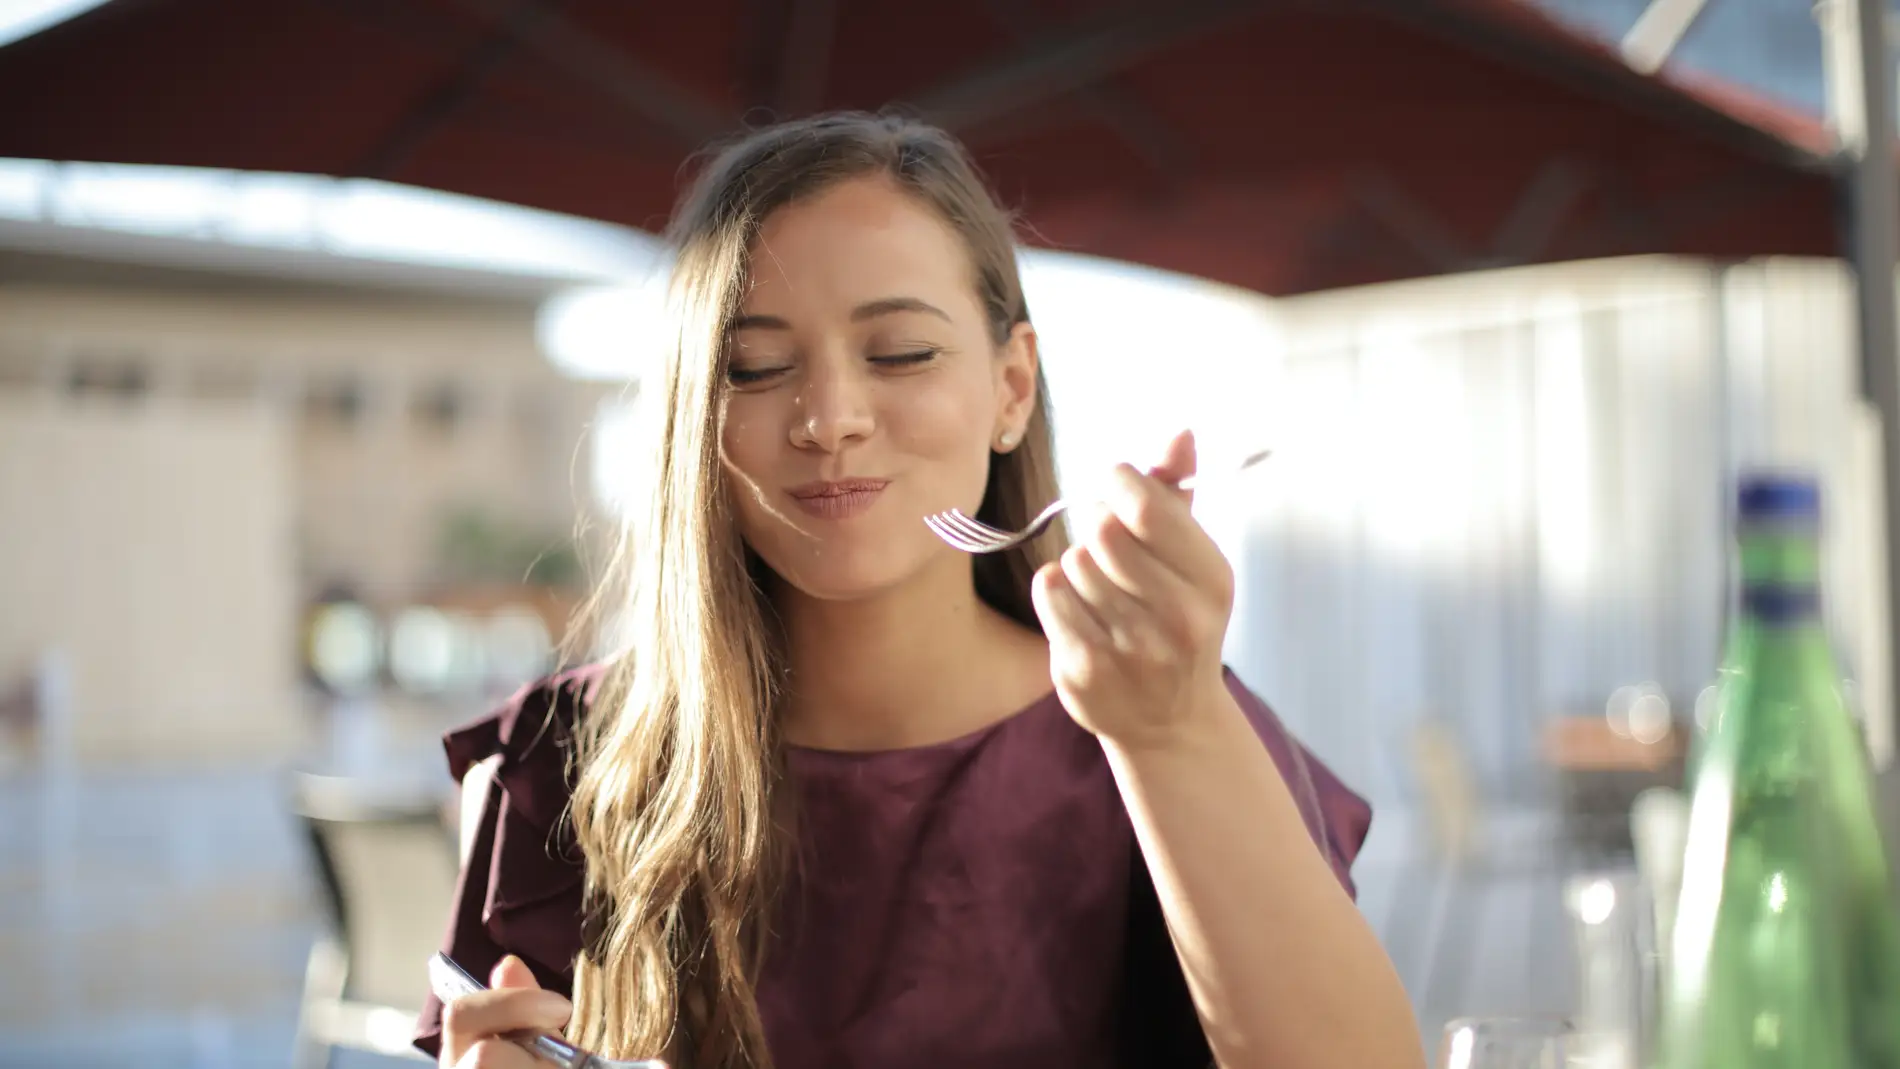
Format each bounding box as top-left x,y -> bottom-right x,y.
566,112 -> 1065,1068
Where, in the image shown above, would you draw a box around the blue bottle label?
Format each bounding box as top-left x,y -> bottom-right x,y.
1742,584 -> 1821,623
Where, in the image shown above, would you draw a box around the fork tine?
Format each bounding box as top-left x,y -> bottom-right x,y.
945,510 -> 1016,550
923,513 -> 959,544
928,512 -> 976,540
948,521 -> 1009,552
926,510 -> 1011,552
945,510 -> 1006,540
925,512 -> 989,552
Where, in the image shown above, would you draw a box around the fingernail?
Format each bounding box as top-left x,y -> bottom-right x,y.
489,955 -> 517,986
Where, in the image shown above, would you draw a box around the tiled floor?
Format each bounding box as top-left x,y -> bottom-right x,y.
0,763 -> 329,1069
0,760 -> 1592,1068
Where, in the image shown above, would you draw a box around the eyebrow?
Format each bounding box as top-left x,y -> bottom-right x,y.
728,296 -> 952,333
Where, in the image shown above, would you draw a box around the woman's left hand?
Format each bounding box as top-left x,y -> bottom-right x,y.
1032,428 -> 1237,750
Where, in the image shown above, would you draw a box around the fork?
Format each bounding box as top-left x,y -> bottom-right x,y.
925,448 -> 1273,554
428,952 -> 666,1069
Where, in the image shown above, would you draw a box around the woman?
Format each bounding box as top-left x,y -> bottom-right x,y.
416,112 -> 1420,1069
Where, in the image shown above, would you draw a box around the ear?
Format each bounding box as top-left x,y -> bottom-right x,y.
992,321 -> 1039,453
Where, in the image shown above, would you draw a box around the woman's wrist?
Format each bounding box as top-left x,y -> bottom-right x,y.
1092,674 -> 1241,758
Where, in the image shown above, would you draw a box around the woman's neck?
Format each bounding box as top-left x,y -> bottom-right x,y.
773,557 -> 1050,752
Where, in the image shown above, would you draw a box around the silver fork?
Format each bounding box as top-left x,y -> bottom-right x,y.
925,448 -> 1273,554
428,952 -> 666,1069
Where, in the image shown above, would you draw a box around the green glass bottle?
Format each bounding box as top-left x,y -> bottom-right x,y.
1655,475 -> 1900,1069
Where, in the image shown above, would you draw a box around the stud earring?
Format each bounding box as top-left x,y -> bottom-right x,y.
997,430 -> 1018,449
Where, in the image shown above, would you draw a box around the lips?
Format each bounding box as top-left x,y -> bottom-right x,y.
787,478 -> 890,520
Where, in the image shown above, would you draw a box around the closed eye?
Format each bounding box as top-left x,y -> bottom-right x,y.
727,365 -> 790,386
870,349 -> 940,370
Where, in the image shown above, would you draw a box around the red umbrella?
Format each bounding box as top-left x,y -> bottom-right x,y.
0,0 -> 1840,296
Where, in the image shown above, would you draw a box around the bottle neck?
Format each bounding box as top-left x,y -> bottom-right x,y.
1738,522 -> 1821,625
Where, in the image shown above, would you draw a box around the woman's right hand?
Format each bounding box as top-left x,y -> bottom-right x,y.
438,954 -> 574,1069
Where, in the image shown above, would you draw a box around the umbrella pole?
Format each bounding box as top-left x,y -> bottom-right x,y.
1821,0 -> 1900,770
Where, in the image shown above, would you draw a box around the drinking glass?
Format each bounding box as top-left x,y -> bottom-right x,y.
1438,1015 -> 1576,1069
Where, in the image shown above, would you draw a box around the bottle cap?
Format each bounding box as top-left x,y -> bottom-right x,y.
1737,473 -> 1820,523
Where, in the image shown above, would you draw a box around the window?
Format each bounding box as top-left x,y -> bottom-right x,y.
66,354 -> 149,400
303,376 -> 365,427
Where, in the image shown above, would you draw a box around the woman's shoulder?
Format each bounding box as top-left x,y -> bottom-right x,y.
442,662 -> 612,845
1219,668 -> 1374,898
444,662 -> 611,784
413,666 -> 607,1058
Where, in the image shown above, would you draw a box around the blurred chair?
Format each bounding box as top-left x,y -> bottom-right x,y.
1399,717 -> 1569,1030
289,770 -> 459,1068
1542,713 -> 1687,860
1411,719 -> 1481,864
0,652 -> 59,770
0,673 -> 37,770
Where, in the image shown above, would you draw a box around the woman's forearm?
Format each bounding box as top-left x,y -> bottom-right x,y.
1101,688 -> 1424,1069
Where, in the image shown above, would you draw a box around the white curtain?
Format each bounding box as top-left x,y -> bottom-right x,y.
1031,254 -> 1885,809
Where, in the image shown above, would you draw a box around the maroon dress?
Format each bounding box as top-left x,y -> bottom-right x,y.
412,664 -> 1372,1068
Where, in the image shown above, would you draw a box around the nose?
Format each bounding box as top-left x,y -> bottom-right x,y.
791,360 -> 875,452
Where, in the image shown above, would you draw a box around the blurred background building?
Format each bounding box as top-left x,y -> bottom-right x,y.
0,230 -> 614,764
0,157 -> 638,1068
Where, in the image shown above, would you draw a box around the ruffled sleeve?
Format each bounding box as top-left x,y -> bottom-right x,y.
1223,668 -> 1373,898
1119,671 -> 1377,1066
410,664 -> 607,1059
